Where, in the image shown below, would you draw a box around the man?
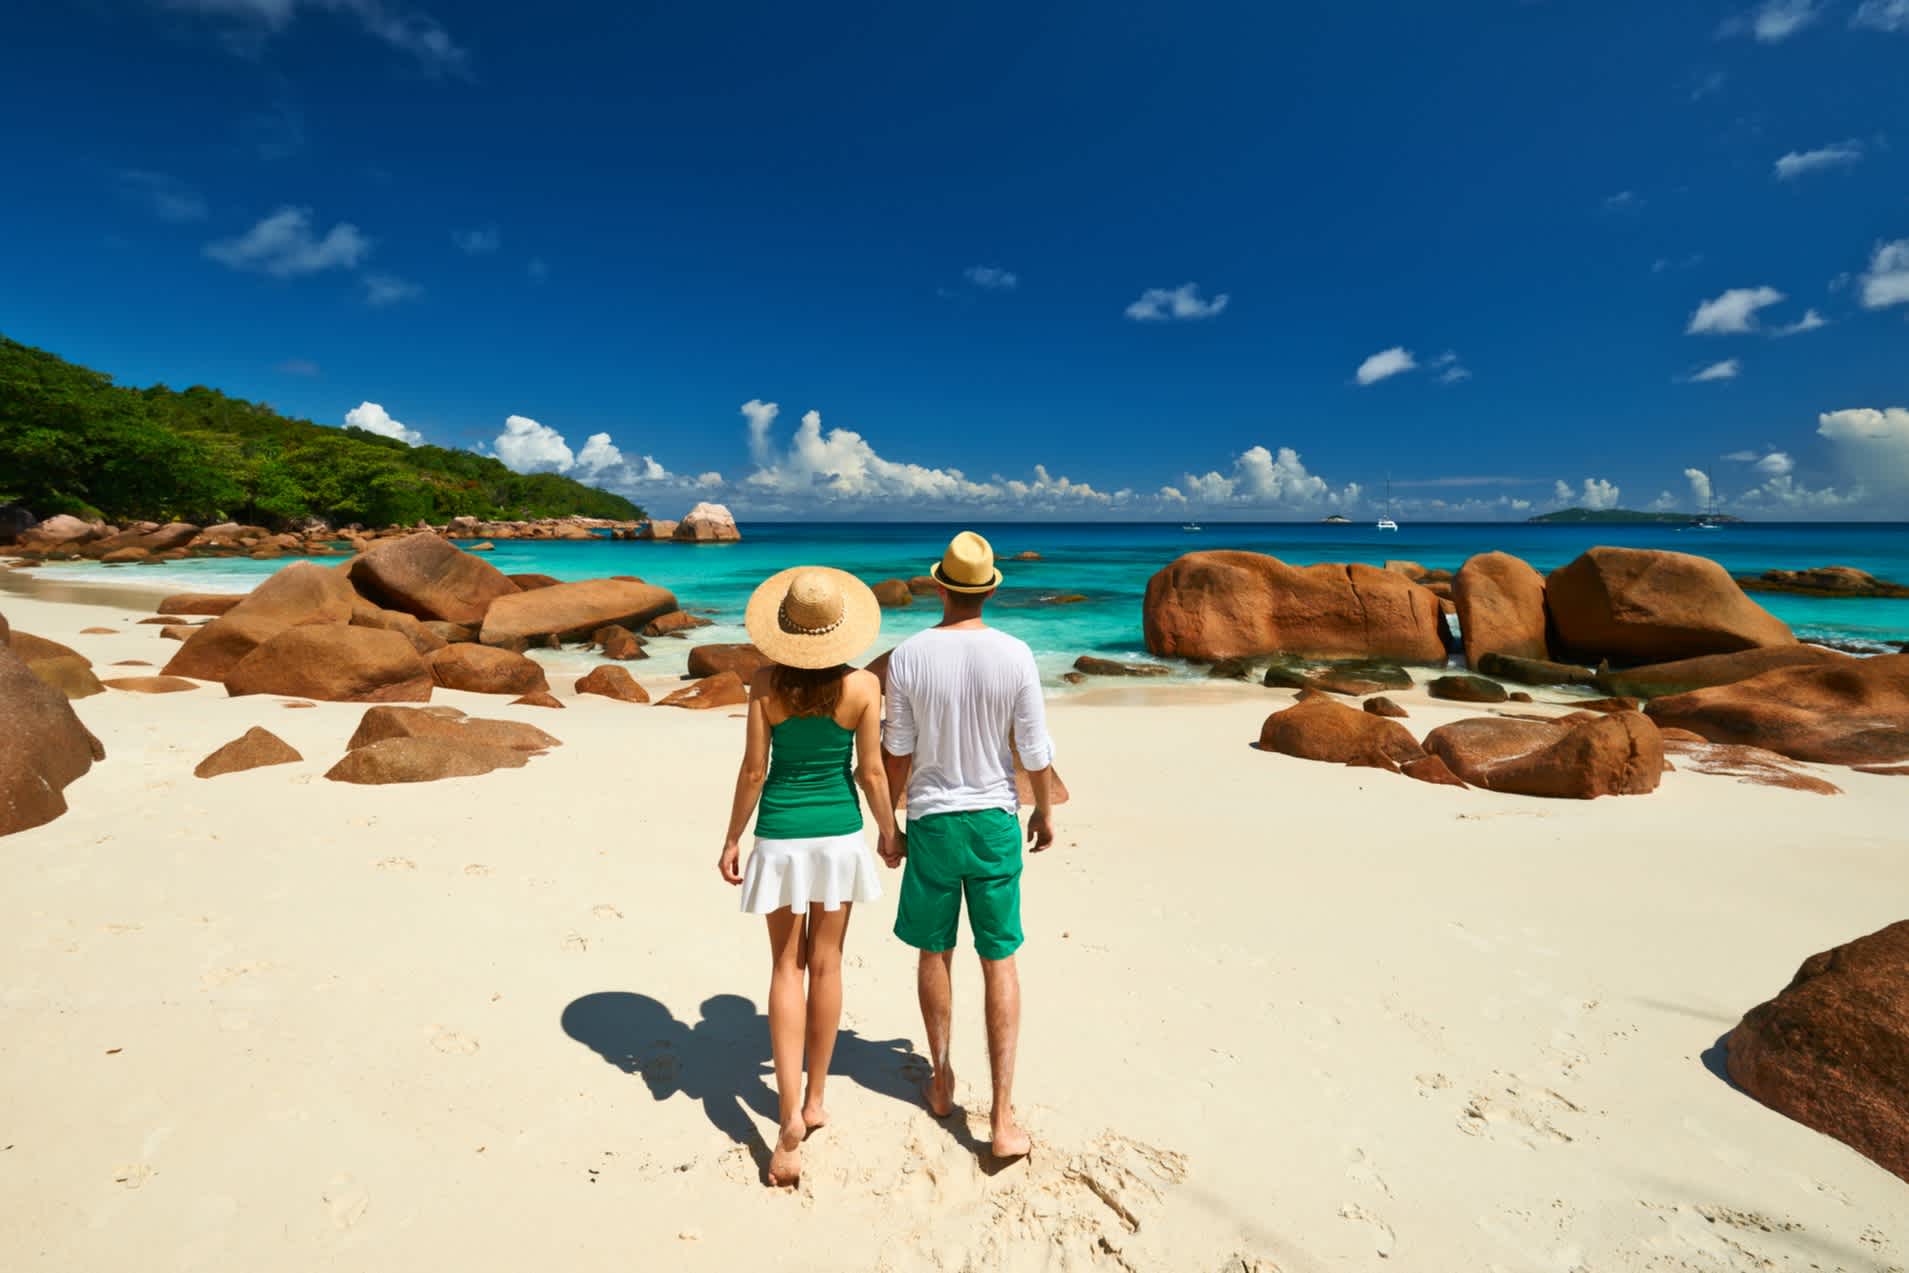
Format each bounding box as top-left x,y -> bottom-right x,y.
880,530 -> 1055,1159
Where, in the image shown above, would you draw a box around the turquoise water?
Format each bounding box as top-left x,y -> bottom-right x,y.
35,521 -> 1909,682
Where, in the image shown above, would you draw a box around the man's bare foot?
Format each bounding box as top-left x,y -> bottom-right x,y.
990,1113 -> 1031,1159
767,1122 -> 804,1187
921,1066 -> 955,1117
801,1098 -> 829,1133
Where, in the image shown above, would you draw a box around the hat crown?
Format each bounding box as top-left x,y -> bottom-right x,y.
940,531 -> 996,586
780,570 -> 845,635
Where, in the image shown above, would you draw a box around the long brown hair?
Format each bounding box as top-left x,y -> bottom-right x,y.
771,662 -> 848,719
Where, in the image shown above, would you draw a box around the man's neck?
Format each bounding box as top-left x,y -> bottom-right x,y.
934,615 -> 989,631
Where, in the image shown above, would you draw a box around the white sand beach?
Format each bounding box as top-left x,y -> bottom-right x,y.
2,577 -> 1905,1272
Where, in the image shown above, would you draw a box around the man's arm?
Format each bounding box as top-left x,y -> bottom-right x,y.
879,659 -> 915,865
1012,648 -> 1057,852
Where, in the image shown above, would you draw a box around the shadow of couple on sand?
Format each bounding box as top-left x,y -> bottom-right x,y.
562,991 -> 991,1180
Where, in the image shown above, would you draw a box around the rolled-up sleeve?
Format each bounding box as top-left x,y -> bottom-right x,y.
1012,650 -> 1054,771
882,664 -> 916,757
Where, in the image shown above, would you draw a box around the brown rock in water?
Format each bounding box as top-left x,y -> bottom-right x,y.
1042,594 -> 1090,605
506,573 -> 561,590
351,605 -> 449,655
872,579 -> 912,608
27,655 -> 105,699
195,727 -> 303,778
1073,655 -> 1172,678
1061,671 -> 1086,685
1475,651 -> 1598,687
1363,696 -> 1408,719
593,624 -> 646,660
426,644 -> 548,694
1422,712 -> 1664,799
1256,696 -> 1425,769
1206,657 -> 1259,680
671,502 -> 741,542
1402,755 -> 1467,788
688,643 -> 769,680
348,531 -> 521,625
1144,551 -> 1446,664
576,665 -> 650,703
1595,645 -> 1852,699
158,593 -> 245,616
1738,566 -> 1909,598
636,519 -> 678,540
100,546 -> 150,563
907,575 -> 939,596
1310,671 -> 1386,697
1011,551 -> 1042,562
163,562 -> 358,681
511,690 -> 565,709
346,705 -> 558,753
1664,737 -> 1841,795
480,579 -> 678,647
102,675 -> 200,693
1645,653 -> 1909,765
1454,551 -> 1550,666
658,670 -> 747,709
225,626 -> 433,703
1428,675 -> 1509,704
1724,921 -> 1909,1183
1546,547 -> 1794,662
325,736 -> 532,785
0,645 -> 105,836
642,610 -> 713,638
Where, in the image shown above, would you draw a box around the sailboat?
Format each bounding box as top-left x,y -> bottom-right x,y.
1694,466 -> 1724,530
1376,476 -> 1399,532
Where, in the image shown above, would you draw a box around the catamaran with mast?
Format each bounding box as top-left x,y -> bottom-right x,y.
1376,475 -> 1399,532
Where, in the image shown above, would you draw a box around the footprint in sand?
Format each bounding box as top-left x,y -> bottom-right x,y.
1457,1074 -> 1582,1148
375,857 -> 416,872
322,1174 -> 369,1228
562,932 -> 589,953
430,1029 -> 479,1055
112,1163 -> 155,1190
1416,1072 -> 1452,1096
463,864 -> 491,877
591,904 -> 623,920
1346,1148 -> 1392,1197
1338,1203 -> 1397,1258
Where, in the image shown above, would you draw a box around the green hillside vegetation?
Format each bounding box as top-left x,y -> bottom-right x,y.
1527,507 -> 1742,525
0,334 -> 642,527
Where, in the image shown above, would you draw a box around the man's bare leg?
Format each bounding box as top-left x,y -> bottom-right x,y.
980,954 -> 1030,1157
916,948 -> 956,1116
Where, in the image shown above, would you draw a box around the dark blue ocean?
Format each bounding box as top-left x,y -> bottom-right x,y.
40,522 -> 1909,682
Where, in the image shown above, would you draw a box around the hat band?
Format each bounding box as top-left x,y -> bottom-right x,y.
779,599 -> 843,637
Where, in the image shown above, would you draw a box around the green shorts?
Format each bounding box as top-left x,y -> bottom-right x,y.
893,809 -> 1024,960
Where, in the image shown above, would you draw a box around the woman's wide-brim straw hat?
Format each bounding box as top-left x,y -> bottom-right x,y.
929,530 -> 1003,594
745,566 -> 883,669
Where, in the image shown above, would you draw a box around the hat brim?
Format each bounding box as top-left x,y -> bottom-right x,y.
929,561 -> 1003,594
744,566 -> 883,670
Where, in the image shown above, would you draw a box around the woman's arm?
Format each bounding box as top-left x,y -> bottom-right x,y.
718,673 -> 774,884
850,673 -> 900,862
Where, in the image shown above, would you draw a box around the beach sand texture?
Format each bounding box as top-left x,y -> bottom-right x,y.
2,582 -> 1906,1272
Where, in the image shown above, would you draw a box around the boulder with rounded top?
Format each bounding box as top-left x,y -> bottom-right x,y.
688,643 -> 769,680
671,503 -> 741,542
1255,695 -> 1425,769
162,562 -> 359,681
1596,645 -> 1851,699
324,737 -> 532,785
1423,711 -> 1664,799
426,644 -> 549,695
346,705 -> 559,753
1454,551 -> 1550,666
479,578 -> 679,647
1546,547 -> 1794,662
658,670 -> 747,709
225,625 -> 433,702
1,646 -> 105,836
347,531 -> 521,625
1644,653 -> 1909,765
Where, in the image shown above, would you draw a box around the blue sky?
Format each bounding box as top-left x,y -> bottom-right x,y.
4,0 -> 1908,519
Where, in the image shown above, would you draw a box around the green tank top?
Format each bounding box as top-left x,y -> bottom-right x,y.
754,714 -> 863,839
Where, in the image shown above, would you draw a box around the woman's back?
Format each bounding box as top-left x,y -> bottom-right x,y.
755,705 -> 862,839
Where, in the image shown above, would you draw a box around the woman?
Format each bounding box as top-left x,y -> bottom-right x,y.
719,566 -> 897,1187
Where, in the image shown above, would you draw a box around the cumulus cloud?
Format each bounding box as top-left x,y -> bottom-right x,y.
1354,346 -> 1417,386
1818,407 -> 1909,495
1683,358 -> 1743,383
963,265 -> 1018,290
1684,467 -> 1714,509
344,400 -> 421,445
493,415 -> 574,473
1852,0 -> 1909,31
575,432 -> 623,474
205,205 -> 369,276
1755,451 -> 1796,476
452,225 -> 500,254
1719,0 -> 1822,42
741,400 -> 780,467
1553,477 -> 1621,510
1774,141 -> 1864,180
1687,285 -> 1785,334
487,414 -> 700,490
166,0 -> 469,75
1859,239 -> 1909,310
1172,446 -> 1359,511
362,273 -> 421,306
1773,308 -> 1828,336
114,169 -> 207,223
1124,282 -> 1229,322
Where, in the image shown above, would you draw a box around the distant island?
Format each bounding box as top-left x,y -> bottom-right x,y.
1527,507 -> 1742,526
1320,514 -> 1352,524
0,334 -> 642,529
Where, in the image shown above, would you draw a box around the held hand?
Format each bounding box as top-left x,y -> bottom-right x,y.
1026,809 -> 1055,854
718,839 -> 744,885
878,828 -> 906,869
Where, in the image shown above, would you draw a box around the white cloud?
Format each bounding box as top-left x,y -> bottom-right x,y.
205,205 -> 369,276
740,400 -> 780,467
1774,141 -> 1864,180
1553,477 -> 1621,510
575,432 -> 623,474
1818,407 -> 1909,495
452,225 -> 500,254
1602,190 -> 1642,212
362,273 -> 421,306
493,414 -> 575,473
1719,0 -> 1822,42
344,400 -> 422,446
1722,449 -> 1762,461
1684,467 -> 1714,509
1354,346 -> 1417,386
1124,282 -> 1229,322
114,169 -> 207,223
1683,358 -> 1743,383
1755,451 -> 1795,476
1852,0 -> 1909,30
1431,350 -> 1471,384
1773,308 -> 1828,336
1858,239 -> 1909,309
165,0 -> 469,75
963,265 -> 1018,290
1687,285 -> 1785,334
1172,446 -> 1359,511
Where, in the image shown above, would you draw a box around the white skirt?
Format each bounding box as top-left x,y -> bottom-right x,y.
739,832 -> 884,915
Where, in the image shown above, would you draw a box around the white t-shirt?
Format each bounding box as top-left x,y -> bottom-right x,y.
881,626 -> 1055,819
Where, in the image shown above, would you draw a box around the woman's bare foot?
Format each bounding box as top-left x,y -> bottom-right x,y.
801,1097 -> 829,1133
767,1122 -> 805,1187
990,1112 -> 1031,1159
921,1066 -> 955,1117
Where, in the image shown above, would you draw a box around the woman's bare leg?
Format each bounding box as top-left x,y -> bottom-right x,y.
765,908 -> 808,1185
802,903 -> 851,1129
